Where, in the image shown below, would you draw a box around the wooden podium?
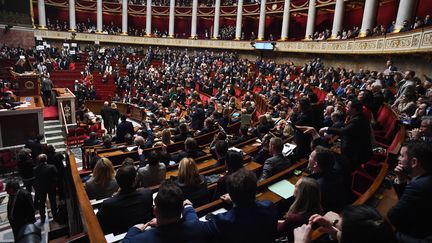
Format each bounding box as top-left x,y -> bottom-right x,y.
12,71 -> 41,97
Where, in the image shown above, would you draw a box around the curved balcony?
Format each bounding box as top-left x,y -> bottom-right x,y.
35,26 -> 432,54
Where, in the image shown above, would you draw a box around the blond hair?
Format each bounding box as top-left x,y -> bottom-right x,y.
93,158 -> 116,186
161,129 -> 172,145
178,158 -> 202,186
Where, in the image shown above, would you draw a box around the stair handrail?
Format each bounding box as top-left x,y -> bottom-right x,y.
59,101 -> 69,135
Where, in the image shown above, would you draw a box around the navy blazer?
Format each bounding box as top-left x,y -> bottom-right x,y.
388,173 -> 432,239
116,121 -> 134,143
123,206 -> 210,243
206,200 -> 278,243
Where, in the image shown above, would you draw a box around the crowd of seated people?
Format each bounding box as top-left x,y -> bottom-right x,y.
3,36 -> 432,241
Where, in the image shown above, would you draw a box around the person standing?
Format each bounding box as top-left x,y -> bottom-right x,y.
6,178 -> 36,239
33,154 -> 58,223
116,114 -> 134,143
111,103 -> 120,133
101,101 -> 114,134
41,75 -> 54,106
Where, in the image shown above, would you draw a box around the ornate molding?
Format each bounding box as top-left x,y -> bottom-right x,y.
34,27 -> 432,54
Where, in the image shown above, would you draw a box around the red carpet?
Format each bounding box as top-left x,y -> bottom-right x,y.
44,106 -> 59,120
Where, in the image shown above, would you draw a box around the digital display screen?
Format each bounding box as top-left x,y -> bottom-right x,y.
254,42 -> 275,50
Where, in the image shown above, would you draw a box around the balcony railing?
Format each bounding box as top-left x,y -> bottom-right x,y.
34,26 -> 432,54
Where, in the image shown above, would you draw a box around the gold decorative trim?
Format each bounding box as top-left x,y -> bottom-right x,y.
34,27 -> 432,55
120,32 -> 128,35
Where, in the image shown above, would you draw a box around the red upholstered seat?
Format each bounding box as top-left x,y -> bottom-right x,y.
351,170 -> 375,197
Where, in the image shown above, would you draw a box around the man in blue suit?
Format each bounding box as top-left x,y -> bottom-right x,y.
206,168 -> 278,243
189,103 -> 206,131
123,169 -> 278,243
388,141 -> 432,242
122,181 -> 210,243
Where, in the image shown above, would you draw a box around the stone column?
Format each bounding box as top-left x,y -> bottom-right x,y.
305,0 -> 316,40
121,0 -> 128,35
280,0 -> 290,40
331,0 -> 344,38
234,0 -> 243,40
191,0 -> 198,38
257,0 -> 267,40
359,0 -> 378,37
394,0 -> 419,32
146,0 -> 152,36
96,0 -> 103,33
38,0 -> 47,29
169,0 -> 175,37
69,0 -> 76,31
213,0 -> 221,39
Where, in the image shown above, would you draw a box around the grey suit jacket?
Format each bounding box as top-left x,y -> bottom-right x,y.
259,154 -> 291,181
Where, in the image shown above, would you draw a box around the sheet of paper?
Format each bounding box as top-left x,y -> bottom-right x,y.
126,146 -> 137,152
105,232 -> 126,243
199,208 -> 228,222
268,179 -> 295,199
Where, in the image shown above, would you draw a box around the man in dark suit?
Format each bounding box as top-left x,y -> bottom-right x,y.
25,134 -> 45,161
206,169 -> 278,243
97,165 -> 153,235
189,103 -> 205,131
323,99 -> 372,171
308,146 -> 351,213
116,114 -> 134,143
33,154 -> 58,223
173,138 -> 206,163
388,141 -> 432,242
291,97 -> 315,159
101,101 -> 114,134
83,132 -> 100,147
228,125 -> 250,146
6,178 -> 36,239
259,137 -> 291,182
123,181 -> 210,243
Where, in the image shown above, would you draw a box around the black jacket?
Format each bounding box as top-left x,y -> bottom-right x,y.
116,121 -> 134,143
97,188 -> 153,235
327,113 -> 372,170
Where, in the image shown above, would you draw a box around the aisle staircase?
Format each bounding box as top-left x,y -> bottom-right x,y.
44,120 -> 66,153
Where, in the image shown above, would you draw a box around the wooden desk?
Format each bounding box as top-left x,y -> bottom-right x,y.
0,96 -> 44,148
98,149 -> 126,158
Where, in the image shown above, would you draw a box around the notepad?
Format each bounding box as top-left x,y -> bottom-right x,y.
268,180 -> 295,199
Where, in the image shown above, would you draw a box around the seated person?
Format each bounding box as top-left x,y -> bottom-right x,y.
0,91 -> 21,109
259,137 -> 291,182
85,158 -> 119,200
97,165 -> 153,235
307,146 -> 351,213
173,158 -> 209,207
173,138 -> 206,163
195,118 -> 216,136
83,132 -> 100,147
254,133 -> 272,165
213,150 -> 244,199
296,205 -> 396,243
137,151 -> 166,188
387,141 -> 432,241
123,181 -> 210,242
277,177 -> 323,242
409,116 -> 432,143
228,125 -> 251,146
172,123 -> 193,142
206,169 -> 278,243
214,140 -> 228,167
